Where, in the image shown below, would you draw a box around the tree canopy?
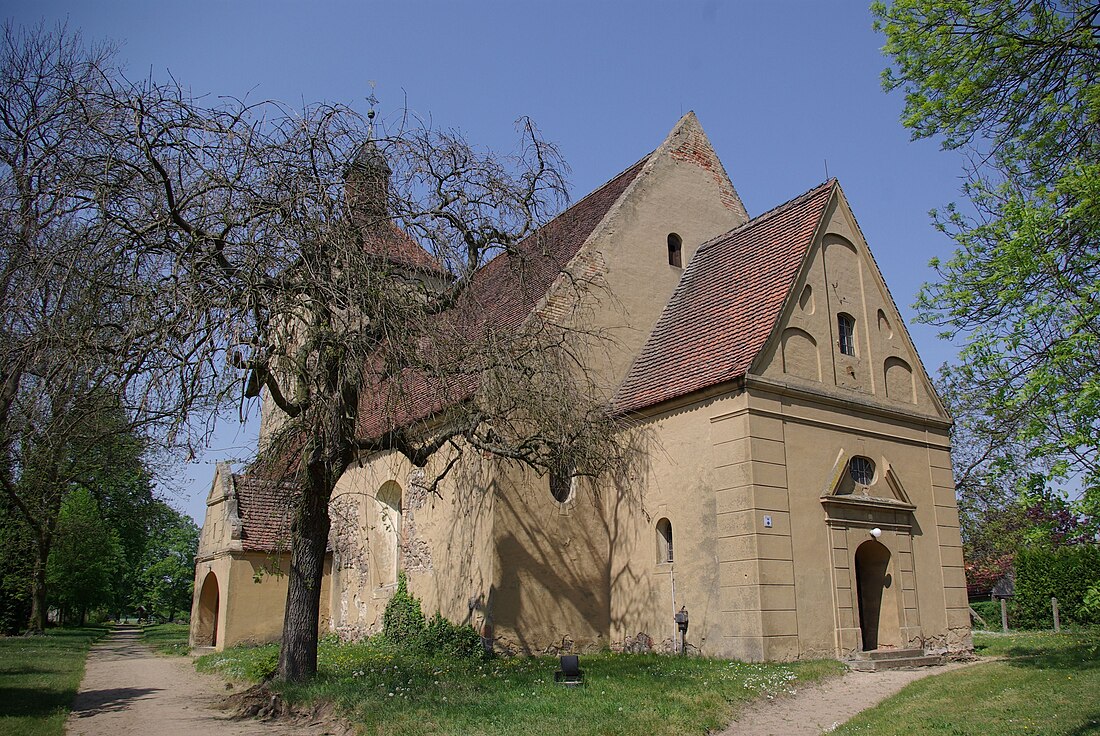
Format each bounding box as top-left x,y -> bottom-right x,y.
875,1 -> 1100,504
1,21 -> 628,681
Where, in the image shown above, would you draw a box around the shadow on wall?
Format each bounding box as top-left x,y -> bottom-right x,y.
480,427 -> 666,654
604,417 -> 719,653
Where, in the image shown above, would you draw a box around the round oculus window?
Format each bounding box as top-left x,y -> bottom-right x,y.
850,456 -> 875,485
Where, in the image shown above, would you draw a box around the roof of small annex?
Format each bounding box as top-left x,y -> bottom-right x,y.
232,473 -> 298,552
613,179 -> 837,414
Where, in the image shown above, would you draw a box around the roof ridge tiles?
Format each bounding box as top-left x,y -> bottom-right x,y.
695,178 -> 836,258
477,151 -> 654,271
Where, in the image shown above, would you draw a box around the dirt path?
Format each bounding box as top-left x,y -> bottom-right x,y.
66,626 -> 342,736
718,659 -> 984,735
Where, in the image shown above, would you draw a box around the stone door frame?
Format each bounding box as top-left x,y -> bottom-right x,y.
821,496 -> 921,657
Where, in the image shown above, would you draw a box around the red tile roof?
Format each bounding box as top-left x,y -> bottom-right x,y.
355,155 -> 650,439
613,180 -> 836,414
361,221 -> 448,276
233,474 -> 298,552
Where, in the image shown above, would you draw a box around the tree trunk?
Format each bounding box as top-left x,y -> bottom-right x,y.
277,468 -> 332,683
27,536 -> 49,633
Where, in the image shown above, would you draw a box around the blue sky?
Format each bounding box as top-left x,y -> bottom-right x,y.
6,1 -> 971,522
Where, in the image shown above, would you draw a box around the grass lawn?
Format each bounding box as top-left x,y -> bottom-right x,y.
0,626 -> 107,736
833,628 -> 1100,735
142,622 -> 191,655
197,639 -> 844,736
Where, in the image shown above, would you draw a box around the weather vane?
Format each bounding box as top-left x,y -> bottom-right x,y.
366,80 -> 379,138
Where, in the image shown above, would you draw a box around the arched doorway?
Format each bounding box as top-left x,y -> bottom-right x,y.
854,540 -> 899,651
195,572 -> 220,647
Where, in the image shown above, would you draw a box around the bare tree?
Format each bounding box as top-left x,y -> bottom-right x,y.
0,21 -> 163,631
92,78 -> 627,680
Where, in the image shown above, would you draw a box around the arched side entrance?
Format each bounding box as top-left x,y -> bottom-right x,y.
854,540 -> 900,651
195,571 -> 220,647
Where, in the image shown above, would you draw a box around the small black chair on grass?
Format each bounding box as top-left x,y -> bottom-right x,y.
554,655 -> 584,686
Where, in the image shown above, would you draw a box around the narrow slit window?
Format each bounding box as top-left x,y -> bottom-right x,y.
667,233 -> 682,268
838,314 -> 856,356
656,518 -> 674,563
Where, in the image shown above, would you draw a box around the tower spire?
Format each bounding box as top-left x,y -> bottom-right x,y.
366,80 -> 379,140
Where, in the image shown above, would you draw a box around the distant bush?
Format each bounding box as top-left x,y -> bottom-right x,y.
970,600 -> 1002,629
1014,546 -> 1100,629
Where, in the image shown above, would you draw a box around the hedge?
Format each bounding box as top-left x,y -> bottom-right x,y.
1013,545 -> 1100,629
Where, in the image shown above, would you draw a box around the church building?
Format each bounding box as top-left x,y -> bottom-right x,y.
191,113 -> 971,662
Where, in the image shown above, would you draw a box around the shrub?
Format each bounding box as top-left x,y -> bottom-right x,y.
1014,545 -> 1100,629
422,611 -> 484,658
382,572 -> 425,643
381,573 -> 484,658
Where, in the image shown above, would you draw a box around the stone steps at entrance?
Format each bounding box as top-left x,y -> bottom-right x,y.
846,649 -> 943,672
864,647 -> 924,660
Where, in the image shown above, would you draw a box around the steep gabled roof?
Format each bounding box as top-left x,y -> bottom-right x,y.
613,180 -> 836,414
232,473 -> 297,552
355,155 -> 651,439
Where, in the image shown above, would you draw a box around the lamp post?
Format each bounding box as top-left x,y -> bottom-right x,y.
674,606 -> 689,656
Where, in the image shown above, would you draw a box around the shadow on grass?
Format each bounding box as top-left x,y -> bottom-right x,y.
976,631 -> 1100,673
70,686 -> 162,717
0,684 -> 74,718
0,665 -> 62,676
1067,715 -> 1100,736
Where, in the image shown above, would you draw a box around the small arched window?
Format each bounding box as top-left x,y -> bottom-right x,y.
667,233 -> 683,268
656,518 -> 674,563
837,313 -> 856,356
849,456 -> 875,486
550,464 -> 574,503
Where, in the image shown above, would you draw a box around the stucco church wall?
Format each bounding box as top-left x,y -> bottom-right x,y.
709,397 -> 799,661
488,463 -> 612,653
191,552 -> 331,650
608,393 -> 738,656
758,387 -> 956,655
328,447 -> 497,640
330,447 -> 626,654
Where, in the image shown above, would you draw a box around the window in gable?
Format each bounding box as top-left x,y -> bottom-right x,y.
667,233 -> 683,268
837,313 -> 856,356
849,456 -> 875,486
656,518 -> 674,563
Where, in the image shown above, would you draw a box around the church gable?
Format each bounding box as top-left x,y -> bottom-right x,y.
755,186 -> 947,419
556,112 -> 750,393
196,462 -> 243,558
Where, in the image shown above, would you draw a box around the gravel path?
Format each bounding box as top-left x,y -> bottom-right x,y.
65,626 -> 341,736
717,659 -> 983,735
67,627 -> 979,736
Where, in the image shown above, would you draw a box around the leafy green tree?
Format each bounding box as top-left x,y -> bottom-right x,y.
874,1 -> 1100,499
134,503 -> 198,623
46,487 -> 123,625
0,493 -> 33,633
